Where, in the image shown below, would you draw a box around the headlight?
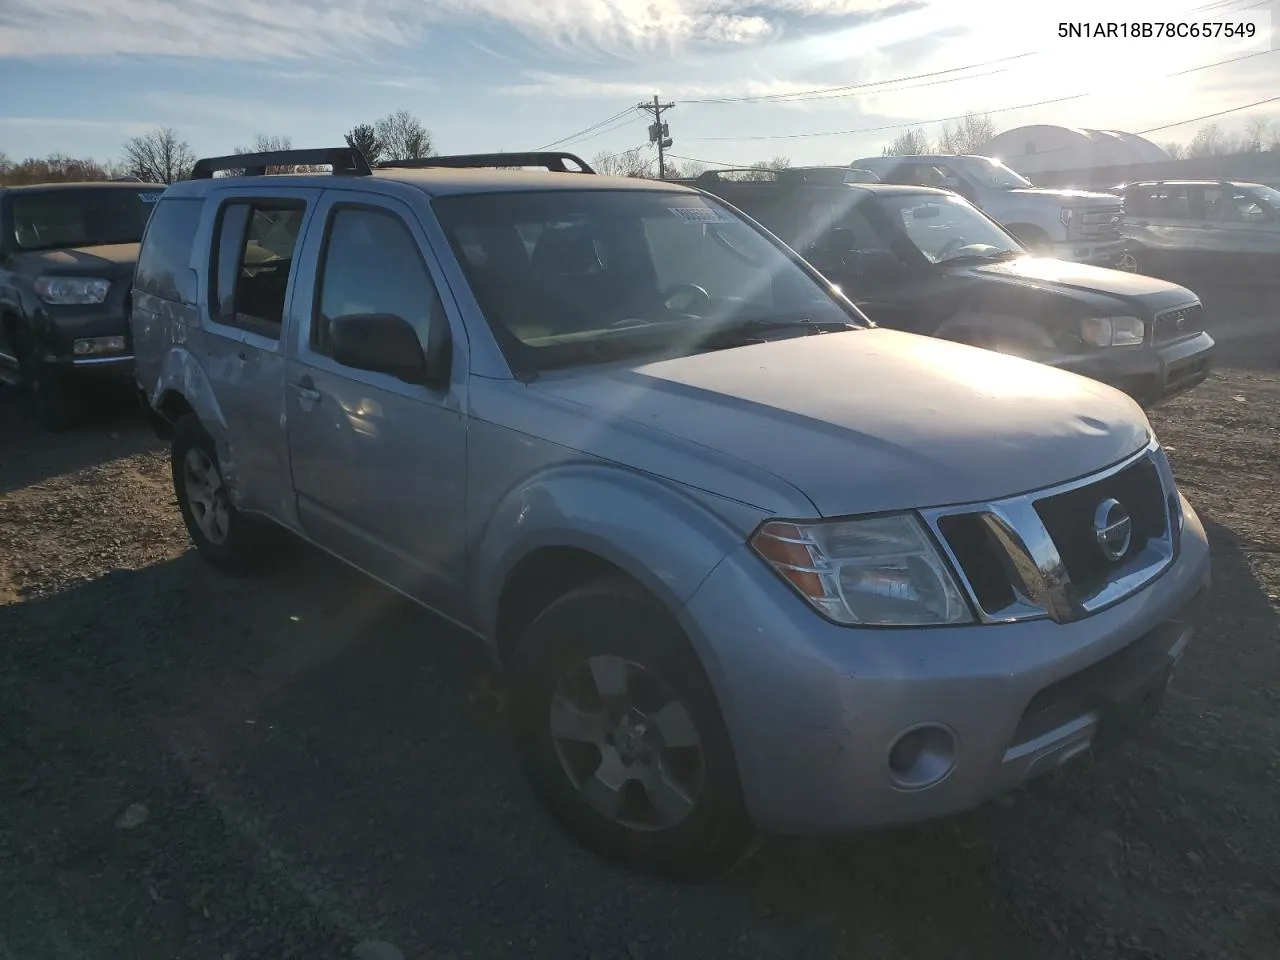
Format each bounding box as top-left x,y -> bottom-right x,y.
1080,315 -> 1145,347
34,276 -> 110,305
1060,207 -> 1074,228
750,514 -> 973,626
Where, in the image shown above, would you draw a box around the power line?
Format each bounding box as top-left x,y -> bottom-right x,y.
677,51 -> 1036,105
538,106 -> 637,150
668,93 -> 1280,169
687,47 -> 1279,141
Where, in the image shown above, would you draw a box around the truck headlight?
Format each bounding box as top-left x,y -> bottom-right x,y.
35,276 -> 110,305
751,514 -> 973,626
1081,315 -> 1145,347
1060,207 -> 1074,228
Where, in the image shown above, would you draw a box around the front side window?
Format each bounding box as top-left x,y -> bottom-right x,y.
10,186 -> 162,252
314,206 -> 445,357
210,200 -> 305,337
433,190 -> 860,373
1201,186 -> 1273,223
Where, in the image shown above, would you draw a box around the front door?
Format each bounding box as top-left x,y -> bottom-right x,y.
284,191 -> 468,619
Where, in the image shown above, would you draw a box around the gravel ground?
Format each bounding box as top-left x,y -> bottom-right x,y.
1,284 -> 1277,960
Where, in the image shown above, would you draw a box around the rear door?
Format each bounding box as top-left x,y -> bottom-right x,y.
1125,183 -> 1200,276
199,185 -> 321,518
284,189 -> 468,618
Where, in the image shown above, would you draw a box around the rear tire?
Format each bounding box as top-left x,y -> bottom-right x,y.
171,414 -> 276,575
508,577 -> 756,881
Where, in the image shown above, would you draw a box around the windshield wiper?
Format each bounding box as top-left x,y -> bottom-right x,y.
700,316 -> 860,348
940,250 -> 1022,265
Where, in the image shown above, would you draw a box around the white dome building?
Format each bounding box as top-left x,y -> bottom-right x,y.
980,125 -> 1170,177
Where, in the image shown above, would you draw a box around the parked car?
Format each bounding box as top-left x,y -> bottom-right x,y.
0,180 -> 166,429
133,147 -> 1210,879
687,169 -> 1213,407
1116,179 -> 1280,282
853,155 -> 1133,271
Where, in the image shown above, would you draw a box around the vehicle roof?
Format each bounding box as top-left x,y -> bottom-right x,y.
0,180 -> 162,193
163,168 -> 700,199
855,155 -> 990,164
705,180 -> 955,198
1122,179 -> 1268,189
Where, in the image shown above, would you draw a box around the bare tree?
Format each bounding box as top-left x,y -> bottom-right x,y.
1188,123 -> 1238,157
0,153 -> 113,186
676,159 -> 707,179
591,147 -> 652,178
883,128 -> 933,156
937,112 -> 995,155
1242,116 -> 1271,154
344,123 -> 383,165
121,126 -> 195,183
1158,140 -> 1187,160
374,110 -> 433,161
735,156 -> 792,181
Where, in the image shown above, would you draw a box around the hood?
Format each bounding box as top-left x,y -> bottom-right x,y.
10,243 -> 139,280
964,255 -> 1197,308
530,328 -> 1150,518
1008,187 -> 1120,204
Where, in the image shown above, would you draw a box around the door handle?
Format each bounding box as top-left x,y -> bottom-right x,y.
291,376 -> 321,404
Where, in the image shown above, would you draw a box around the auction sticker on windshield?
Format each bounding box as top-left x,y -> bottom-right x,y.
668,206 -> 737,224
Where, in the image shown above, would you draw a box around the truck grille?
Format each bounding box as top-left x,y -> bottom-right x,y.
1153,303 -> 1204,343
926,446 -> 1176,624
1076,204 -> 1123,240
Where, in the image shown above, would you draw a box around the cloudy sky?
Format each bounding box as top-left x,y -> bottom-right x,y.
0,0 -> 1276,169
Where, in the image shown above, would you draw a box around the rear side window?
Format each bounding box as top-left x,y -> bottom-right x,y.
210,200 -> 305,338
134,198 -> 203,303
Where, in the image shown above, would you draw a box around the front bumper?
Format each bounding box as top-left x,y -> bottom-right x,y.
1056,331 -> 1214,407
681,499 -> 1211,835
39,298 -> 135,380
1048,237 -> 1130,267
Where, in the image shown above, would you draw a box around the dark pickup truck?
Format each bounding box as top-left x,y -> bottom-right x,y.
0,181 -> 164,429
682,169 -> 1214,407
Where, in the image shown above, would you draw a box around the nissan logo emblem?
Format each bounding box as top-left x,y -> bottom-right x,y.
1093,498 -> 1132,562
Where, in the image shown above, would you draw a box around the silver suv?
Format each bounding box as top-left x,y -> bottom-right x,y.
132,147 -> 1211,878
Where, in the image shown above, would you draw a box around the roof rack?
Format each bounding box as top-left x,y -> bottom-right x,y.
378,151 -> 595,174
189,147 -> 372,180
693,167 -> 855,186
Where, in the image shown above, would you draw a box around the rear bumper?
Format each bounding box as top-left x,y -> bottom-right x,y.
1055,331 -> 1214,407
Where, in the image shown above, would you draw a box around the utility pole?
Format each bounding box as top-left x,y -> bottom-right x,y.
639,94 -> 674,178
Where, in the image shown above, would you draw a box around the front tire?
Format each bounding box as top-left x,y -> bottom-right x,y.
508,577 -> 755,880
171,414 -> 274,575
15,328 -> 80,432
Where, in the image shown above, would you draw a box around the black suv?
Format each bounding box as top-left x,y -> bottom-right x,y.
0,180 -> 164,429
681,168 -> 1214,407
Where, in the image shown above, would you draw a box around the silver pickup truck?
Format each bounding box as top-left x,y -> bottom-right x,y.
132,148 -> 1210,880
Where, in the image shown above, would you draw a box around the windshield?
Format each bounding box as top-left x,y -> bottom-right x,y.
1251,185 -> 1280,209
10,186 -> 163,252
882,193 -> 1022,263
966,159 -> 1032,190
432,189 -> 863,372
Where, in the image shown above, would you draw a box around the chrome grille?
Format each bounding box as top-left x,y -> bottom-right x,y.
1153,303 -> 1204,343
1076,204 -> 1124,240
923,443 -> 1177,625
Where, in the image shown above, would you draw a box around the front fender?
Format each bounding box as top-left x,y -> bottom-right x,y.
935,310 -> 1060,355
471,461 -> 760,651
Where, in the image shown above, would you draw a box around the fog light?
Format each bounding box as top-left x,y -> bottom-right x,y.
887,724 -> 957,790
73,336 -> 127,356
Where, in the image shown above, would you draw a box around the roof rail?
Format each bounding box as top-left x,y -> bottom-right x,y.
188,147 -> 372,180
694,168 -> 783,183
379,152 -> 595,174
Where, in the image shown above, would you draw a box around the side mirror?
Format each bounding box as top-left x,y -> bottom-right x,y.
329,312 -> 449,387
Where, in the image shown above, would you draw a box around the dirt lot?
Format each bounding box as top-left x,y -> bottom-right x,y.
1,284 -> 1277,960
